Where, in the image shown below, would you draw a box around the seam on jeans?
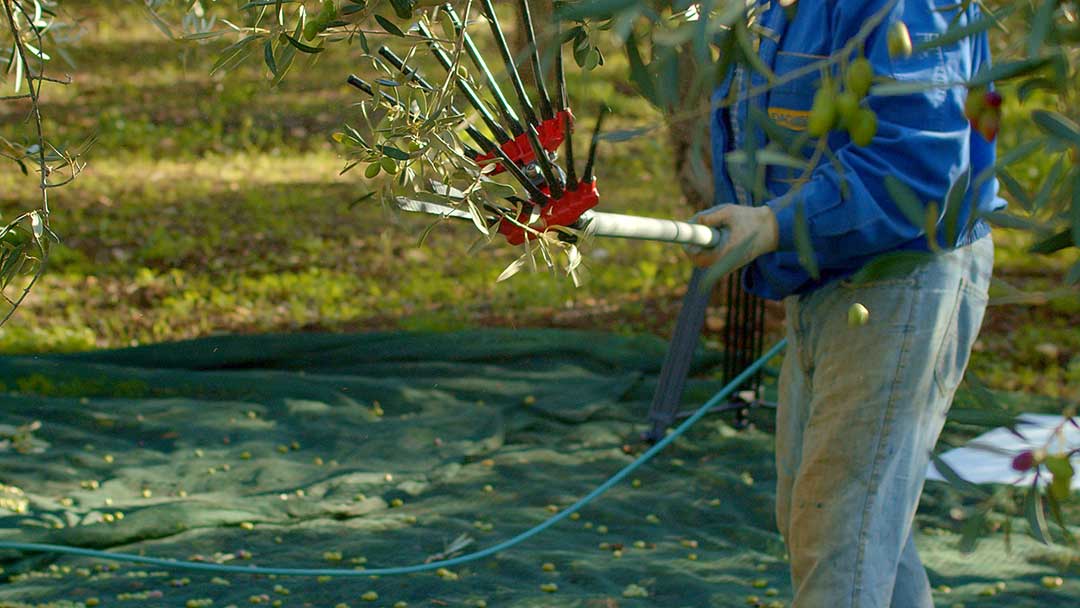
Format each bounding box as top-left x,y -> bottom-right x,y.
795,297 -> 813,376
849,287 -> 919,608
931,274 -> 966,397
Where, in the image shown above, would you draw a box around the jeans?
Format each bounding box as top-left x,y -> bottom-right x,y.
775,236 -> 994,607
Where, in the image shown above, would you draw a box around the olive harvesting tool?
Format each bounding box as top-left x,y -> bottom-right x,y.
347,2 -> 724,251
347,2 -> 769,438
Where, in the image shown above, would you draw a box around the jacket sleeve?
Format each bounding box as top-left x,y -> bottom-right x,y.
765,0 -> 981,269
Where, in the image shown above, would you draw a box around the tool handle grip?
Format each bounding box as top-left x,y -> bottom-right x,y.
581,211 -> 727,249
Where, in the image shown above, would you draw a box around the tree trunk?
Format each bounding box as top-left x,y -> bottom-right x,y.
512,1 -> 554,92
666,50 -> 715,211
667,110 -> 715,211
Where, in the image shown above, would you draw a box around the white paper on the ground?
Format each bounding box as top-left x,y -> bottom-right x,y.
926,414 -> 1080,489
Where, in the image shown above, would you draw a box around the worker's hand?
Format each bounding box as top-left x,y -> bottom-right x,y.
688,204 -> 779,270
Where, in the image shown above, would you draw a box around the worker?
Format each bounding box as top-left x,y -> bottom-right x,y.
691,1 -> 1001,606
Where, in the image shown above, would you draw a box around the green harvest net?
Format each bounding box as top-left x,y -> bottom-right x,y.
0,330 -> 1076,607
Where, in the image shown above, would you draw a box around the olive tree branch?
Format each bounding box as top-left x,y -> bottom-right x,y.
3,0 -> 50,215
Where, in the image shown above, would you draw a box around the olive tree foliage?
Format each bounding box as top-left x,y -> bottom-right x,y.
2,0 -> 1078,543
0,0 -> 77,326
135,0 -> 1078,286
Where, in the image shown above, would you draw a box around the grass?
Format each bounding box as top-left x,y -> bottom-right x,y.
0,1 -> 1077,407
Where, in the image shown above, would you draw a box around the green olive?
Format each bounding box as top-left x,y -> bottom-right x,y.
807,86 -> 838,137
849,109 -> 878,147
315,2 -> 337,30
303,20 -> 320,42
845,58 -> 874,98
1041,576 -> 1064,589
847,302 -> 870,326
888,21 -> 913,59
304,2 -> 336,41
836,91 -> 860,126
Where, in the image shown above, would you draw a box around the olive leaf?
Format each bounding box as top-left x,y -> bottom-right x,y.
466,197 -> 491,236
379,145 -> 410,161
967,56 -> 1052,88
1072,172 -> 1080,248
1017,77 -> 1057,102
555,0 -> 639,20
942,169 -> 970,246
996,169 -> 1033,212
958,509 -> 989,554
284,33 -> 324,54
793,200 -> 819,280
1031,157 -> 1064,212
931,453 -> 991,499
374,14 -> 405,37
1031,110 -> 1080,147
1066,260 -> 1080,286
1029,229 -> 1073,255
1027,0 -> 1056,58
847,251 -> 934,284
496,253 -> 531,283
1025,479 -> 1051,544
924,200 -> 941,252
946,407 -> 1020,429
388,0 -> 417,20
912,7 -> 1006,55
885,175 -> 925,229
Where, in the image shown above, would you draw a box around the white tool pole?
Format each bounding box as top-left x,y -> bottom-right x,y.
580,211 -> 726,249
395,198 -> 727,249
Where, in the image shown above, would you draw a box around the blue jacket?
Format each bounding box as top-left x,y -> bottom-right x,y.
711,0 -> 1006,300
